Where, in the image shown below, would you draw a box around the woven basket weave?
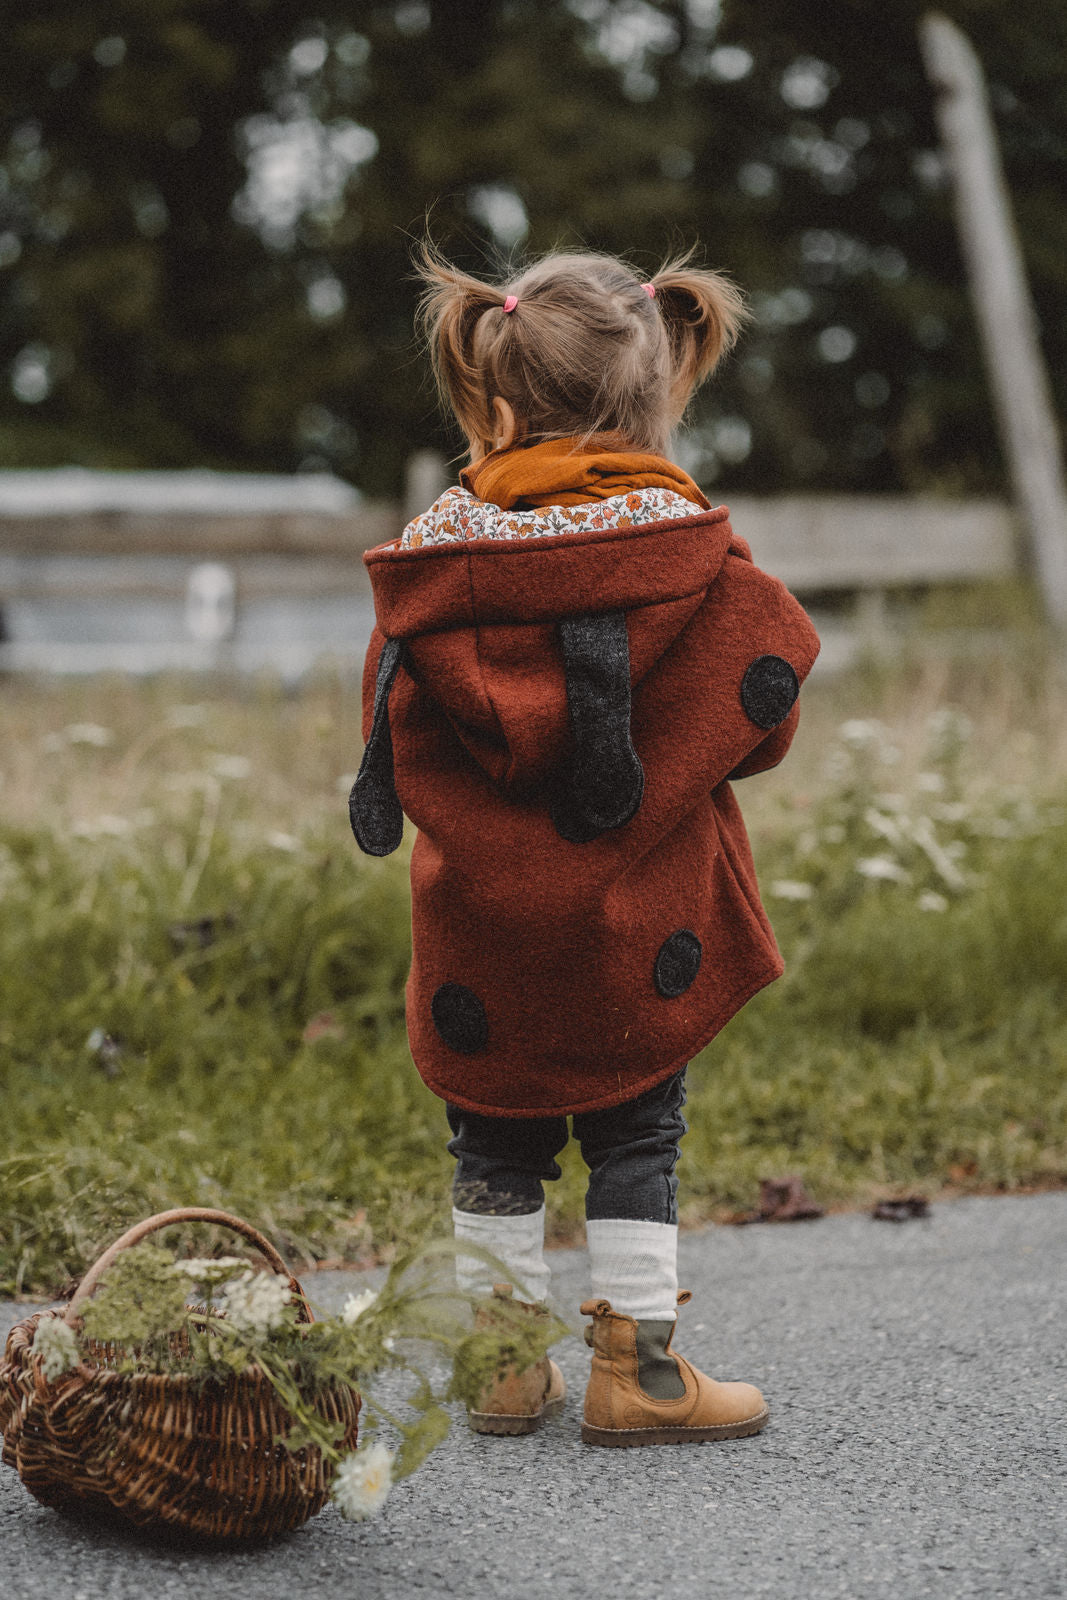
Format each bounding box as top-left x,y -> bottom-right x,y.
0,1208 -> 361,1542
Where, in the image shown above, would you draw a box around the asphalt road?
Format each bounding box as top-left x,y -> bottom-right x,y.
2,1191 -> 1064,1600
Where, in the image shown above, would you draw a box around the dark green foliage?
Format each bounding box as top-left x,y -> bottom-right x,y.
2,2 -> 1064,491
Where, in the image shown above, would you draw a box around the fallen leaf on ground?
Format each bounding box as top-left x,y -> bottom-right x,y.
733,1175 -> 825,1224
872,1196 -> 930,1222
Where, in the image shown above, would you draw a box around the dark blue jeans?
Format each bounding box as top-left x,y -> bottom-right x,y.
446,1068 -> 688,1224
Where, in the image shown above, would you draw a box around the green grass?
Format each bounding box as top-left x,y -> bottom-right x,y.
1,651 -> 1066,1294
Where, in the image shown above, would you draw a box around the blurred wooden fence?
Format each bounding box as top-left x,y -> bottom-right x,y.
0,462 -> 1022,676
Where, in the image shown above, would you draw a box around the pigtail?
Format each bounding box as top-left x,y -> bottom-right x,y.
650,252 -> 749,425
414,241 -> 511,448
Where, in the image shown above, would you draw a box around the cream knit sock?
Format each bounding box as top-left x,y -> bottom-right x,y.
586,1217 -> 679,1321
452,1205 -> 551,1304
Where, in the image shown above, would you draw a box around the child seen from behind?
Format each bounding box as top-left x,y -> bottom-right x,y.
350,245 -> 820,1445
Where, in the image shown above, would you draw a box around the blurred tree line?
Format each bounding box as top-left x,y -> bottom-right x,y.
1,0 -> 1064,497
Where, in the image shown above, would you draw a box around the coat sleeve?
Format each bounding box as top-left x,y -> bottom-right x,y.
651,553 -> 819,802
726,700 -> 801,781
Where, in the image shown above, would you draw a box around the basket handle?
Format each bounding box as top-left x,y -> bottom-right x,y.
63,1208 -> 313,1327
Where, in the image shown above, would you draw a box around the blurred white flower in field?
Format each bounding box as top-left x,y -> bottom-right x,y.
927,707 -> 973,747
910,816 -> 968,889
918,890 -> 949,912
218,1270 -> 291,1336
932,801 -> 969,824
874,792 -> 906,813
331,1442 -> 393,1521
838,719 -> 884,746
769,879 -> 815,901
211,754 -> 252,780
856,856 -> 911,882
171,1256 -> 247,1284
336,772 -> 359,794
71,814 -> 133,839
267,831 -> 300,852
31,1316 -> 80,1381
42,723 -> 115,752
65,723 -> 115,747
916,771 -> 945,793
166,704 -> 207,728
341,1289 -> 378,1325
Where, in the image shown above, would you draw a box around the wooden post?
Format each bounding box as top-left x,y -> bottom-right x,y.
403,450 -> 450,524
919,13 -> 1067,630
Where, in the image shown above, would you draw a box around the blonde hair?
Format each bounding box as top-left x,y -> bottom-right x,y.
415,243 -> 748,456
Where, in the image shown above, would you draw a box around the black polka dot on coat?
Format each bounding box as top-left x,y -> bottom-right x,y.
431,984 -> 489,1053
740,655 -> 800,730
654,931 -> 702,999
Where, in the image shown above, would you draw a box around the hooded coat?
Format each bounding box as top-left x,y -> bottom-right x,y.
352,483 -> 820,1119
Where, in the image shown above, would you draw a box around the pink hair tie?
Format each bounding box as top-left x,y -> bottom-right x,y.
502,294 -> 518,314
641,282 -> 656,299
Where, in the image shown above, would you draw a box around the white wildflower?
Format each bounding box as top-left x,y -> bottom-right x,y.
166,703 -> 207,728
874,792 -> 907,814
211,753 -> 252,780
267,831 -> 300,852
31,1316 -> 80,1381
341,1289 -> 378,1326
64,722 -> 115,747
927,707 -> 973,746
71,814 -> 133,839
172,1256 -> 248,1285
856,855 -> 911,883
918,890 -> 949,912
838,719 -> 884,747
769,879 -> 815,901
909,815 -> 968,890
865,807 -> 906,846
931,801 -> 969,824
331,1442 -> 393,1522
916,771 -> 945,794
217,1269 -> 291,1336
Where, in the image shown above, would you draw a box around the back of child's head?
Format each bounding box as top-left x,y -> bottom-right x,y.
415,243 -> 747,456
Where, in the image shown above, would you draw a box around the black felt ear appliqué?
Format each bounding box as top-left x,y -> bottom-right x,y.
349,637 -> 406,857
550,610 -> 645,844
431,983 -> 489,1054
740,655 -> 800,731
654,930 -> 703,998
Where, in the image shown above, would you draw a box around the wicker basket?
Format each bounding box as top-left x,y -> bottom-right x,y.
0,1208 -> 361,1543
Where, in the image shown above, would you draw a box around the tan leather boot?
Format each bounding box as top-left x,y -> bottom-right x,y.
467,1284 -> 566,1436
580,1291 -> 768,1446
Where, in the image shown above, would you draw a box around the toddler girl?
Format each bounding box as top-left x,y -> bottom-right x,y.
350,245 -> 819,1446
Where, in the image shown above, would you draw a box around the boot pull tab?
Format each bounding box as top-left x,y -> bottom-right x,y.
579,1298 -> 615,1318
676,1290 -> 693,1307
551,611 -> 644,844
349,636 -> 406,857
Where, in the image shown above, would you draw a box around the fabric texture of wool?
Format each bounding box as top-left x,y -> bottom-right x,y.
355,458 -> 820,1118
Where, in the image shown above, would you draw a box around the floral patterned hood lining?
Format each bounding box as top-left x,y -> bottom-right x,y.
400,485 -> 704,548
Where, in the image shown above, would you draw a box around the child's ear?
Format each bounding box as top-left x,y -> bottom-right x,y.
490,397 -> 518,452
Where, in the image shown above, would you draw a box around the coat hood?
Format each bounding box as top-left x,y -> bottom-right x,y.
362,497 -> 738,802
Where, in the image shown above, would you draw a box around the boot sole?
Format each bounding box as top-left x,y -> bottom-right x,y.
468,1392 -> 566,1436
581,1405 -> 770,1447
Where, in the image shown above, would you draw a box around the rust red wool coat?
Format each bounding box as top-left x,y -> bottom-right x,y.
353,504 -> 820,1118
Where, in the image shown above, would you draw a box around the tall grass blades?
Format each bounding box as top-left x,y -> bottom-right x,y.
1,662 -> 1066,1291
